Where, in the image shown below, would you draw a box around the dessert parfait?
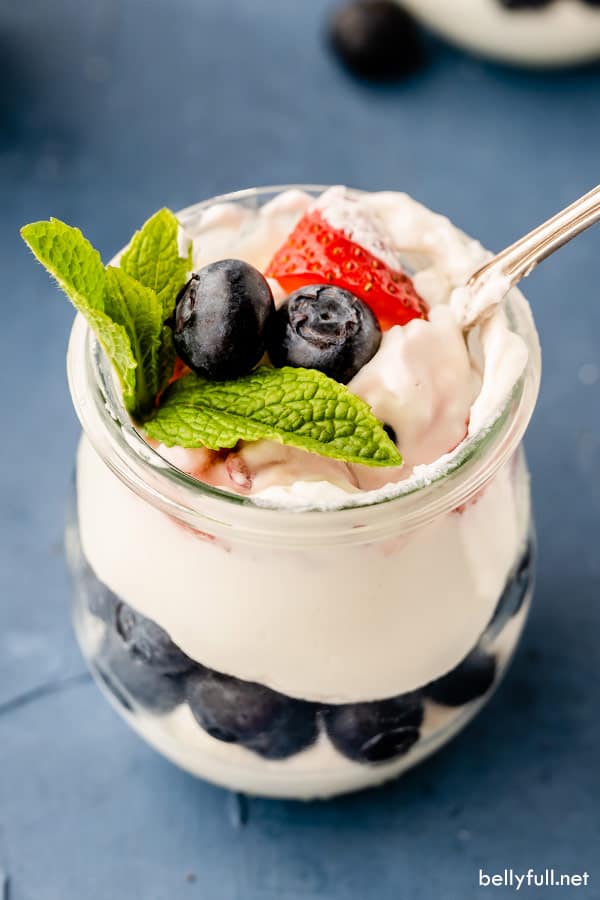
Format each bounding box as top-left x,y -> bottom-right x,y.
400,0 -> 600,67
22,185 -> 540,798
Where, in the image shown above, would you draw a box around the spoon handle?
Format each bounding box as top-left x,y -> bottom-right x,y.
460,183 -> 600,328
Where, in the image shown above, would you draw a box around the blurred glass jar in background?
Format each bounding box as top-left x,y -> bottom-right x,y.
401,0 -> 600,67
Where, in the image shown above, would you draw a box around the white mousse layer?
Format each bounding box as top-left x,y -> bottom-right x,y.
77,435 -> 530,702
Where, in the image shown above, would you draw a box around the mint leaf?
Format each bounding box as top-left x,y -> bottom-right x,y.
105,266 -> 165,415
145,367 -> 403,467
21,218 -> 106,313
119,208 -> 190,319
86,310 -> 138,411
20,217 -> 174,419
20,219 -> 138,410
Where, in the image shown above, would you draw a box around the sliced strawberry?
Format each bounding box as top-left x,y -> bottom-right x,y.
265,209 -> 428,330
154,356 -> 191,407
169,356 -> 191,386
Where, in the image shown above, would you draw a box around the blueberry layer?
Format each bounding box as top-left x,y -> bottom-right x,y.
71,531 -> 532,764
486,537 -> 535,637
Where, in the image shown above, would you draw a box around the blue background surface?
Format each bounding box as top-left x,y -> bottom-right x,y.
1,1 -> 599,898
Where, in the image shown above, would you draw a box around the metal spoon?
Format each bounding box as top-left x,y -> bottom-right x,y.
456,183 -> 600,329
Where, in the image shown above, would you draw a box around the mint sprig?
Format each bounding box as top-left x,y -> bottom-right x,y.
144,367 -> 403,467
104,266 -> 165,413
120,208 -> 191,319
21,211 -> 190,419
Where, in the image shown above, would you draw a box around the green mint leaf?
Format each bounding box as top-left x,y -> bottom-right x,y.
105,266 -> 165,416
119,208 -> 190,319
21,218 -> 106,313
20,217 -> 175,420
20,219 -> 138,411
86,310 -> 138,410
144,367 -> 403,467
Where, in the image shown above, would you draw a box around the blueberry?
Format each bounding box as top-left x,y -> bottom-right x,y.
115,602 -> 195,676
323,693 -> 423,763
327,0 -> 426,82
96,664 -> 134,713
86,578 -> 119,623
77,557 -> 119,623
185,669 -> 318,759
487,539 -> 535,636
173,260 -> 275,380
425,648 -> 496,707
95,632 -> 187,714
266,285 -> 381,384
68,510 -> 119,623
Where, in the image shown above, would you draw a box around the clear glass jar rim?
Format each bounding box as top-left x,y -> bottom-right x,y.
67,184 -> 541,544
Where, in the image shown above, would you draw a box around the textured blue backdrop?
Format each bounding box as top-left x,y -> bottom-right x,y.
1,1 -> 599,898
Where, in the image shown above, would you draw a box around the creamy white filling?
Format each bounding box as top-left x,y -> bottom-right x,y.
400,0 -> 600,66
348,307 -> 480,471
315,185 -> 405,270
77,435 -> 530,702
190,190 -> 312,274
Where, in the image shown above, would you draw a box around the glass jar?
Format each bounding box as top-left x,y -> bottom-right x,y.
400,0 -> 600,67
65,186 -> 541,799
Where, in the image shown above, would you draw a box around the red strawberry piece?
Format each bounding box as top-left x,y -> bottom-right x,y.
155,356 -> 191,407
169,356 -> 191,385
265,209 -> 428,330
